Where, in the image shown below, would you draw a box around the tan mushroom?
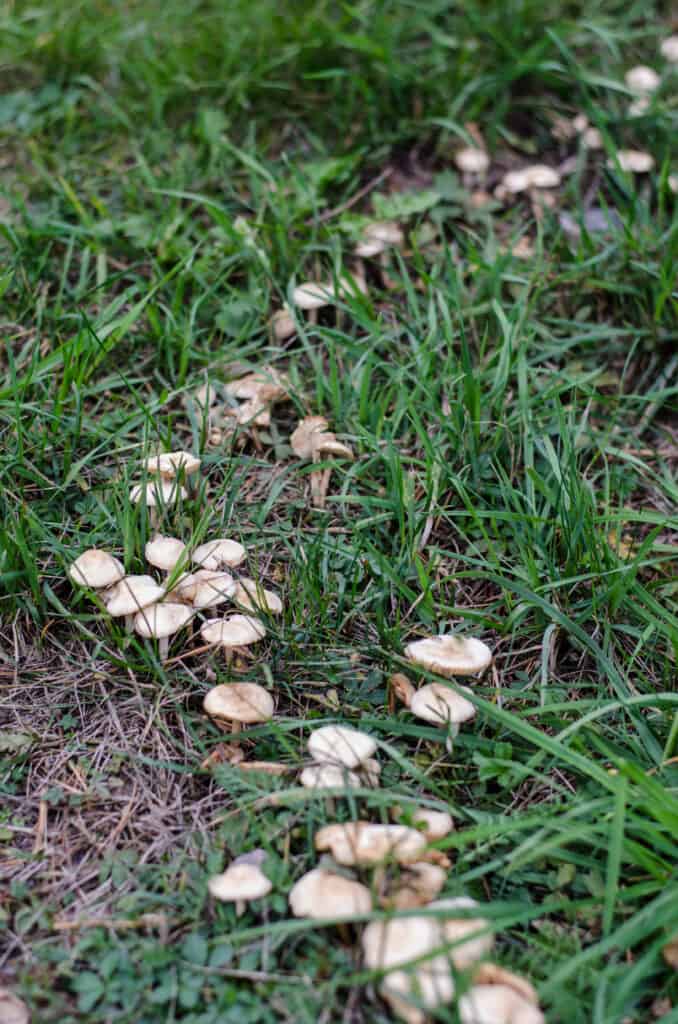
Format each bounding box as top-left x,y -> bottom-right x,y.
300,764 -> 362,790
624,65 -> 660,94
355,220 -> 404,258
609,149 -> 655,173
459,984 -> 544,1024
409,683 -> 476,742
430,896 -> 494,968
292,281 -> 336,311
0,989 -> 29,1024
192,571 -> 237,610
203,681 -> 273,736
223,365 -> 289,432
271,306 -> 296,341
192,538 -> 246,570
472,965 -> 539,1005
308,724 -> 377,770
130,479 -> 187,526
290,415 -> 353,509
200,615 -> 266,662
405,634 -> 492,677
501,165 -> 560,195
68,549 -> 124,589
315,822 -> 427,866
208,862 -> 272,916
105,574 -> 165,631
145,450 -> 201,478
359,757 -> 382,787
233,579 -> 283,615
133,601 -> 193,660
454,147 -> 490,177
661,35 -> 678,62
376,861 -> 447,909
289,868 -> 372,919
144,535 -> 187,572
394,806 -> 454,842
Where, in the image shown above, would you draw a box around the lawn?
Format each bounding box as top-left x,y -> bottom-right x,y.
1,1 -> 677,1021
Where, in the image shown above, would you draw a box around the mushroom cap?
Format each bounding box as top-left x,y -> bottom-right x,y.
410,683 -> 476,726
234,579 -> 283,615
661,35 -> 678,62
502,165 -> 560,193
145,450 -> 201,478
289,868 -> 372,919
208,863 -> 272,902
455,147 -> 490,174
300,764 -> 362,789
192,571 -> 237,609
68,549 -> 125,589
611,149 -> 655,173
582,126 -> 603,149
362,915 -> 441,971
130,479 -> 187,507
0,989 -> 29,1024
271,307 -> 296,341
379,861 -> 447,910
292,281 -> 335,310
624,65 -> 660,94
359,757 -> 382,787
430,897 -> 494,967
224,366 -> 287,403
315,822 -> 427,866
459,985 -> 544,1024
200,615 -> 266,648
380,958 -> 455,1024
192,538 -> 246,570
290,416 -> 330,458
405,634 -> 492,677
396,806 -> 454,841
105,575 -> 165,617
133,602 -> 192,639
355,220 -> 404,257
502,169 -> 531,194
203,682 -> 274,724
144,535 -> 187,571
308,724 -> 377,769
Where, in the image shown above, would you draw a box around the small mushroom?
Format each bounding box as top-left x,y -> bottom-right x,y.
200,615 -> 266,662
501,165 -> 560,195
289,868 -> 372,919
192,570 -> 237,610
68,549 -> 125,589
454,147 -> 490,189
133,601 -> 193,660
359,757 -> 382,787
0,989 -> 29,1024
459,985 -> 544,1024
661,35 -> 678,62
376,861 -> 447,909
144,535 -> 187,573
409,682 -> 476,743
405,634 -> 493,677
129,479 -> 187,526
271,306 -> 296,341
203,681 -> 273,736
472,965 -> 539,1005
394,806 -> 454,841
233,579 -> 283,615
315,822 -> 427,866
430,896 -> 494,968
208,861 -> 272,916
292,281 -> 336,311
105,574 -> 165,631
355,220 -> 404,258
308,724 -> 377,770
290,416 -> 353,509
145,450 -> 201,478
222,365 -> 289,434
609,149 -> 655,173
192,538 -> 246,570
624,65 -> 660,95
300,764 -> 362,790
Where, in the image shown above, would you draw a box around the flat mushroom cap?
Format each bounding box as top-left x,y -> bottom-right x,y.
0,989 -> 30,1024
271,307 -> 296,341
289,868 -> 372,919
292,281 -> 335,310
624,65 -> 660,93
431,897 -> 494,967
381,861 -> 447,909
300,764 -> 362,789
308,724 -> 377,769
661,35 -> 678,61
405,634 -> 492,676
105,575 -> 165,617
455,147 -> 490,174
133,602 -> 192,639
362,916 -> 441,971
144,535 -> 187,571
459,985 -> 544,1024
203,682 -> 274,724
130,479 -> 187,507
407,807 -> 455,841
502,169 -> 532,194
315,822 -> 427,865
69,549 -> 125,589
380,958 -> 455,1024
290,416 -> 330,458
410,683 -> 476,726
192,571 -> 237,609
208,863 -> 272,902
355,220 -> 404,257
145,450 -> 201,477
192,538 -> 246,570
224,366 -> 287,403
200,615 -> 266,647
234,579 -> 283,615
611,149 -> 655,173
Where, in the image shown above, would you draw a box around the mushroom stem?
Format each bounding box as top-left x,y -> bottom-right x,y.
149,507 -> 158,529
231,721 -> 242,739
158,636 -> 169,662
445,721 -> 460,753
235,899 -> 245,917
124,614 -> 134,632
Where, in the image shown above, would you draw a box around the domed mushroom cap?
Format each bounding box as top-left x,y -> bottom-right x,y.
200,615 -> 266,648
192,538 -> 246,570
405,634 -> 492,676
145,450 -> 201,478
0,989 -> 29,1024
380,958 -> 455,1024
133,602 -> 192,639
410,683 -> 476,726
395,806 -> 454,841
362,915 -> 441,971
502,165 -> 560,193
379,861 -> 447,910
105,575 -> 165,617
610,149 -> 655,173
68,549 -> 124,589
455,147 -> 490,174
308,724 -> 377,769
271,307 -> 296,341
431,897 -> 494,967
203,682 -> 274,724
234,579 -> 283,615
192,570 -> 237,609
144,535 -> 186,572
624,65 -> 660,94
208,863 -> 272,902
315,822 -> 427,866
292,281 -> 335,310
289,868 -> 372,919
300,764 -> 362,789
661,35 -> 678,61
355,220 -> 404,257
130,479 -> 187,507
459,985 -> 544,1024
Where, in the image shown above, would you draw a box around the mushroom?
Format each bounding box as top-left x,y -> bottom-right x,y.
289,868 -> 372,919
68,549 -> 125,589
307,724 -> 377,770
454,147 -> 490,189
405,634 -> 493,677
409,683 -> 476,744
133,601 -> 193,660
129,479 -> 187,526
315,822 -> 427,866
661,35 -> 678,62
624,65 -> 660,95
393,806 -> 454,842
192,538 -> 246,571
203,681 -> 273,736
105,574 -> 165,631
300,764 -> 362,790
359,757 -> 382,787
208,861 -> 272,916
191,570 -> 237,610
145,450 -> 201,478
376,861 -> 447,909
292,281 -> 336,311
222,365 -> 289,433
200,615 -> 266,662
0,989 -> 29,1024
459,985 -> 544,1024
271,306 -> 296,341
144,535 -> 187,573
501,165 -> 560,195
430,896 -> 494,968
233,579 -> 283,615
290,415 -> 353,509
609,149 -> 655,173
355,220 -> 404,258
389,672 -> 416,710
472,965 -> 539,1005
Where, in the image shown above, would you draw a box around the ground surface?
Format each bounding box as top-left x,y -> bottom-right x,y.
1,1 -> 677,1022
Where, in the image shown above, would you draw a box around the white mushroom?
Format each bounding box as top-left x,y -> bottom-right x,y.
145,450 -> 201,478
624,65 -> 660,94
133,602 -> 193,660
192,571 -> 237,610
203,682 -> 274,735
355,220 -> 404,258
289,868 -> 372,919
105,575 -> 165,631
430,896 -> 494,968
501,165 -> 560,194
315,822 -> 427,866
409,683 -> 476,740
200,615 -> 266,661
377,861 -> 447,909
405,634 -> 492,677
144,535 -> 187,572
192,538 -> 246,570
661,35 -> 678,62
233,579 -> 283,615
454,147 -> 490,175
292,282 -> 336,310
290,416 -> 353,509
68,549 -> 124,589
308,724 -> 377,770
394,806 -> 454,841
300,764 -> 362,789
459,985 -> 545,1024
208,862 -> 272,916
129,480 -> 187,526
271,306 -> 296,341
610,149 -> 655,173
0,989 -> 29,1024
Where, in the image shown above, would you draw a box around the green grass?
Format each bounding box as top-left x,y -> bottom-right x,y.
1,0 -> 677,1021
